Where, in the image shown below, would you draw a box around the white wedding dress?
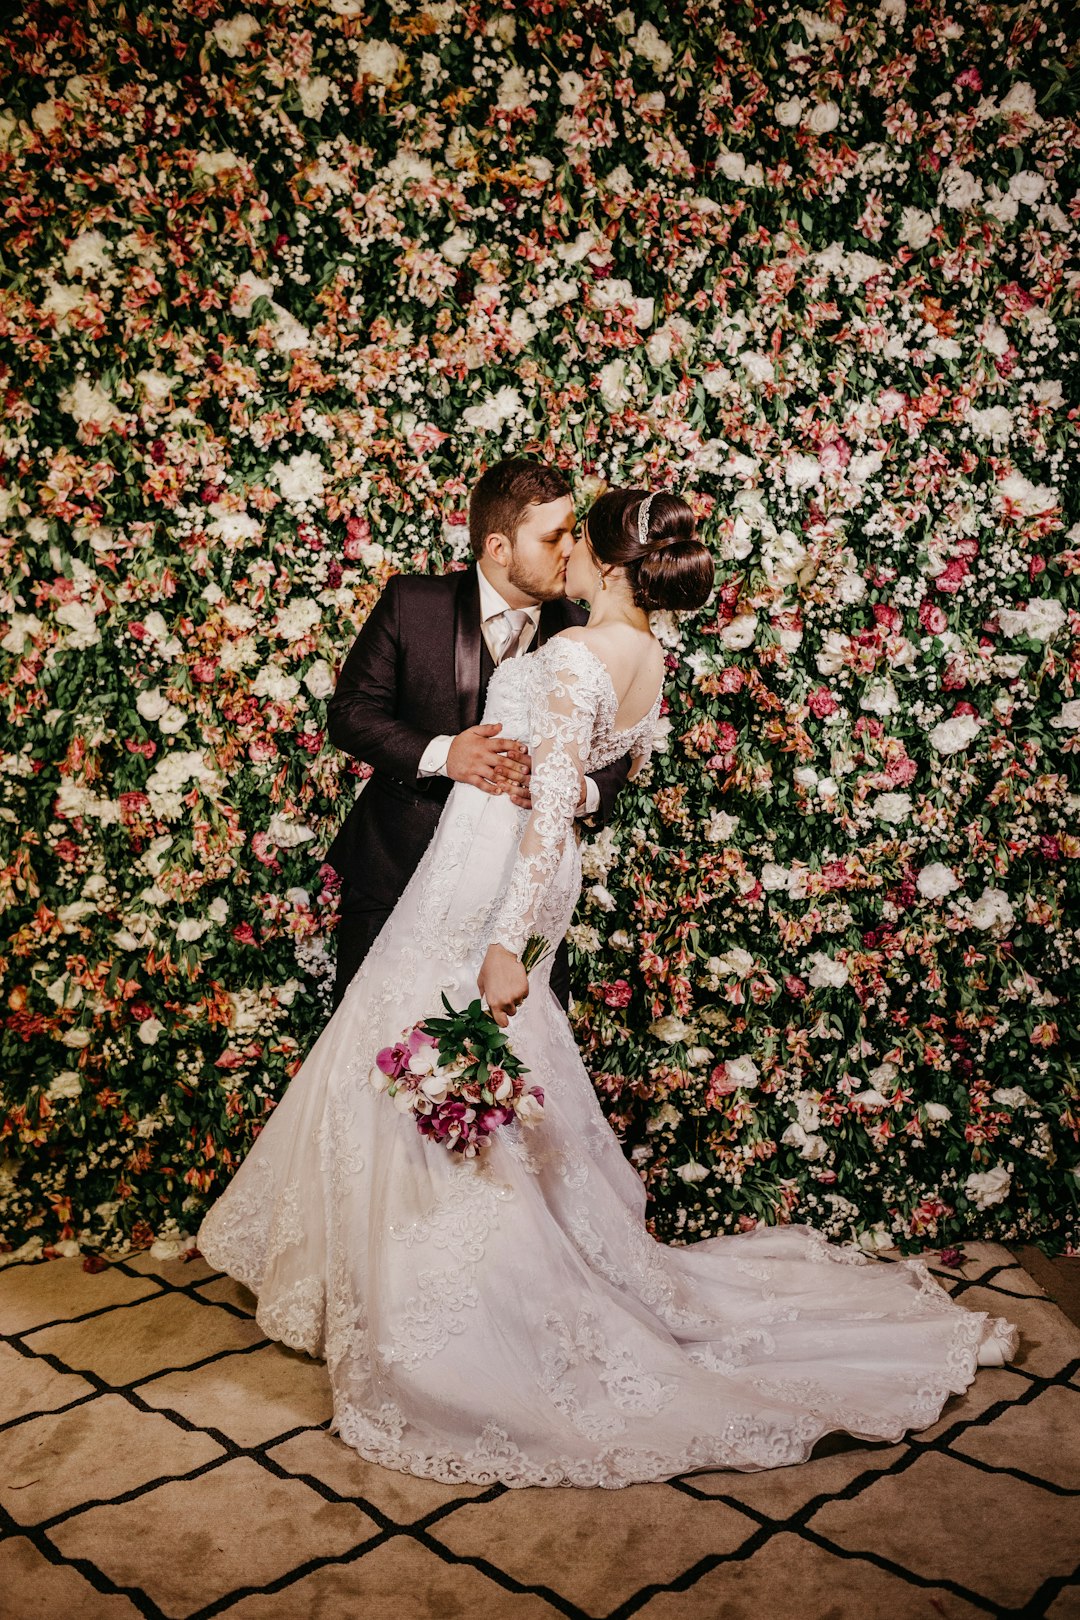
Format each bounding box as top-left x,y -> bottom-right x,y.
196,635 -> 1019,1488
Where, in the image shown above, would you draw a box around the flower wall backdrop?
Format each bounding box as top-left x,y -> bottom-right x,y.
1,0 -> 1078,1266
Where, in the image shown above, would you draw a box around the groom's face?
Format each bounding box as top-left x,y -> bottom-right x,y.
488,495 -> 575,604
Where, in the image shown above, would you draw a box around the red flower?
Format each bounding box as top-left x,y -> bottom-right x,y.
232,922 -> 257,945
807,686 -> 839,719
918,600 -> 948,634
601,979 -> 633,1010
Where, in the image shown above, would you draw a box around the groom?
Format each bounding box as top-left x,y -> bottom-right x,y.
324,457 -> 633,1012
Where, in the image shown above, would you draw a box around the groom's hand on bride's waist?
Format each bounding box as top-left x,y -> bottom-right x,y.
446,725 -> 532,799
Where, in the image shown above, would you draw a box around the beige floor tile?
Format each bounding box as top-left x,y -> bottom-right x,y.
220,1536 -> 560,1619
951,1288 -> 1080,1380
194,1275 -> 258,1313
633,1530 -> 989,1620
681,1433 -> 907,1518
978,1266 -> 1050,1298
137,1344 -> 334,1447
1,1392 -> 223,1526
0,1340 -> 95,1424
0,1260 -> 161,1335
0,1535 -> 143,1620
124,1252 -> 216,1283
48,1456 -> 378,1618
912,1366 -> 1030,1443
950,1383 -> 1080,1489
808,1450 -> 1080,1610
430,1481 -> 757,1612
267,1427 -> 492,1521
22,1292 -> 266,1386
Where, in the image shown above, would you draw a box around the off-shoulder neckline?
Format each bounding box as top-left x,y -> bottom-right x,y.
538,633 -> 663,739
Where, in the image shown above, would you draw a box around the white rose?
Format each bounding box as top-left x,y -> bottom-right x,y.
1050,699 -> 1080,730
998,82 -> 1036,117
136,688 -> 169,723
138,1017 -> 164,1046
354,39 -> 403,83
964,1164 -> 1011,1209
899,206 -> 935,249
303,659 -> 335,700
969,886 -> 1015,932
760,862 -> 793,893
807,952 -> 849,989
774,97 -> 802,127
1,612 -> 43,653
782,1123 -> 828,1161
804,100 -> 840,133
917,863 -> 959,900
924,1102 -> 952,1122
993,1087 -> 1033,1109
859,679 -> 899,717
597,357 -> 630,410
47,1070 -> 82,1100
650,1016 -> 689,1044
208,897 -> 229,924
725,1055 -> 760,1090
55,601 -> 101,649
631,20 -> 673,70
176,918 -> 210,942
298,75 -> 332,120
1022,598 -> 1066,641
873,792 -> 912,826
559,71 -> 585,105
210,14 -> 260,55
719,613 -> 757,652
705,810 -> 739,843
271,451 -> 325,506
928,713 -> 981,755
939,165 -> 984,210
496,66 -> 531,109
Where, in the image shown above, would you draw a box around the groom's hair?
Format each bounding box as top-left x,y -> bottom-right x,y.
469,458 -> 571,559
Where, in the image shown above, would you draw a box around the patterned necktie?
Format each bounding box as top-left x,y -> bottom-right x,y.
490,608 -> 533,664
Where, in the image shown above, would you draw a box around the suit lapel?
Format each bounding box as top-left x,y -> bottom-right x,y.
454,565 -> 484,730
537,598 -> 568,649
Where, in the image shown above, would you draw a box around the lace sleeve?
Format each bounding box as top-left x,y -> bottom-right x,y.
487,644 -> 601,958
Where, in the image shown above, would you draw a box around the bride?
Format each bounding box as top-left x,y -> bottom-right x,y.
196,486 -> 1019,1489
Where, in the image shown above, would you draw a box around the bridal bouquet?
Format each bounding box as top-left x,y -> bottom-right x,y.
369,936 -> 550,1159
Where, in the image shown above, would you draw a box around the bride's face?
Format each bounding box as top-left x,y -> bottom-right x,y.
564,524 -> 600,602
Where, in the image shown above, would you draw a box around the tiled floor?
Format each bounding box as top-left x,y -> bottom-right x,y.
1,1243 -> 1078,1619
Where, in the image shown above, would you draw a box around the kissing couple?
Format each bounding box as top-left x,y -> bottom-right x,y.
196,456 -> 1017,1490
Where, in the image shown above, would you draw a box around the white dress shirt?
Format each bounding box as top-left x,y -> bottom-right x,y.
417,568 -> 600,816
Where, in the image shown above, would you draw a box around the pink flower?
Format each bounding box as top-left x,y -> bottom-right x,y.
807,686 -> 838,719
919,600 -> 948,634
602,979 -> 633,1009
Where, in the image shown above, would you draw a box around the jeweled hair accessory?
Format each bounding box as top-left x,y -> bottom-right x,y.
636,492 -> 657,547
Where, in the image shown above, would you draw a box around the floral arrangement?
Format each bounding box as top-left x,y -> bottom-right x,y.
370,996 -> 545,1159
0,0 -> 1078,1265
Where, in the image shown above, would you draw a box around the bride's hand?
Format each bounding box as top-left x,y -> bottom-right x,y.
478,944 -> 529,1029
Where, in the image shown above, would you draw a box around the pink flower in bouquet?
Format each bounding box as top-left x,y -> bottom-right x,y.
601,979 -> 633,1010
374,1027 -> 437,1084
807,686 -> 839,719
919,599 -> 948,634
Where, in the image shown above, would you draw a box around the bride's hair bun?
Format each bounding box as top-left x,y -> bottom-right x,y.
585,488 -> 713,613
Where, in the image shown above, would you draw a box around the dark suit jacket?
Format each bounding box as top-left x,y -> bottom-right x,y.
324,565 -> 632,922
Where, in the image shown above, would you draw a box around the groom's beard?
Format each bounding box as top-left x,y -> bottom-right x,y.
504,543 -> 569,604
